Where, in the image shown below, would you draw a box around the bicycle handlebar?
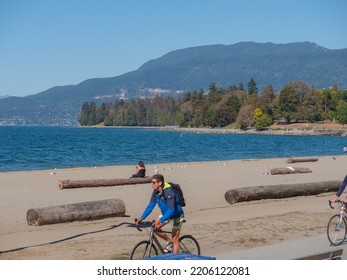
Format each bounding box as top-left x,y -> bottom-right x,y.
329,199 -> 345,209
134,218 -> 143,231
134,219 -> 155,232
134,218 -> 187,233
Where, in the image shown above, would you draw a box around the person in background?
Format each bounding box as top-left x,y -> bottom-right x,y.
135,174 -> 184,253
131,161 -> 146,178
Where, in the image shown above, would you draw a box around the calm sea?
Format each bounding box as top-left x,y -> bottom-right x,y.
0,126 -> 346,172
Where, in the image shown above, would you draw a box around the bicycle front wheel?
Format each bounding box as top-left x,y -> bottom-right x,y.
327,214 -> 347,246
130,241 -> 158,260
179,235 -> 201,255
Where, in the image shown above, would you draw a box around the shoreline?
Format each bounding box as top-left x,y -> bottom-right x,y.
4,122 -> 347,137
160,126 -> 347,136
1,156 -> 346,259
81,124 -> 347,136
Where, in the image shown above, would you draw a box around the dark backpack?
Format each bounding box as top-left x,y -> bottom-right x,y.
168,182 -> 186,207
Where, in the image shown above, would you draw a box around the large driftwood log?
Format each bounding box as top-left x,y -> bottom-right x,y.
286,157 -> 319,163
26,199 -> 126,226
225,180 -> 341,204
270,167 -> 312,175
58,177 -> 151,189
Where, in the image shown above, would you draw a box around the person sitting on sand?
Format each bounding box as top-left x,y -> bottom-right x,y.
131,161 -> 146,178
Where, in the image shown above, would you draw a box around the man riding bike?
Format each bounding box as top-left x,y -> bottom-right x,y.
135,174 -> 184,253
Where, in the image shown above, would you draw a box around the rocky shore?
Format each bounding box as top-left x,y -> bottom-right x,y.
159,122 -> 347,136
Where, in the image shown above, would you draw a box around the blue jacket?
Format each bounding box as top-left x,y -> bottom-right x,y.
141,182 -> 184,223
336,174 -> 347,197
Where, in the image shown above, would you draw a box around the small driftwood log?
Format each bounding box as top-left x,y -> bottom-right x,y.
270,167 -> 312,175
26,199 -> 126,226
286,157 -> 319,163
58,177 -> 151,189
225,180 -> 341,204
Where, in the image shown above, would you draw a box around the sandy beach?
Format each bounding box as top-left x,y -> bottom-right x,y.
0,155 -> 346,260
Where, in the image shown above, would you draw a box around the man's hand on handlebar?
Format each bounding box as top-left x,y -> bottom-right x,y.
328,199 -> 347,209
135,218 -> 142,226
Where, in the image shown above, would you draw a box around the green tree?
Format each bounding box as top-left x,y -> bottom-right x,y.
302,90 -> 324,122
78,102 -> 90,125
247,78 -> 258,95
238,82 -> 244,91
176,101 -> 194,127
286,81 -> 312,102
225,95 -> 241,123
208,106 -> 234,128
78,102 -> 98,126
253,108 -> 273,130
97,103 -> 109,124
103,114 -> 114,126
336,100 -> 347,125
254,114 -> 273,130
276,86 -> 300,123
209,82 -> 218,93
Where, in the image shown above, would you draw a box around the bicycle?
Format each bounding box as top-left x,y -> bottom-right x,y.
130,219 -> 201,260
327,200 -> 347,246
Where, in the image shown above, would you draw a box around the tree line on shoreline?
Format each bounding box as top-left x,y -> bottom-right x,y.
78,79 -> 347,130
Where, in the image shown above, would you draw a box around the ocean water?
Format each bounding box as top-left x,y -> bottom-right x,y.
0,126 -> 346,172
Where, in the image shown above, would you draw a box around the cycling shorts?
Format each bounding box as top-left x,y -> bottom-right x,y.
159,215 -> 184,230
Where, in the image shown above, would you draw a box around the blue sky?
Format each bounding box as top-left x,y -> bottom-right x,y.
1,0 -> 346,97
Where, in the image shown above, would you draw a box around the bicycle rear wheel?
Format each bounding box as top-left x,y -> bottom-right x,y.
179,235 -> 201,255
327,214 -> 347,246
130,241 -> 158,260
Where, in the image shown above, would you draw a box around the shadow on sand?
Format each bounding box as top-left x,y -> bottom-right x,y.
0,218 -> 135,255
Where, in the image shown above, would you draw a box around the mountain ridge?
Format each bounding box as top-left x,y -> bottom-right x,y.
0,41 -> 346,126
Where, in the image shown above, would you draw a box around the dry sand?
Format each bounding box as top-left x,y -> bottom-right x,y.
1,155 -> 346,260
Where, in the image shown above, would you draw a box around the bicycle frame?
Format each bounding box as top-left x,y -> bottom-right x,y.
147,226 -> 167,254
137,220 -> 172,254
329,200 -> 347,221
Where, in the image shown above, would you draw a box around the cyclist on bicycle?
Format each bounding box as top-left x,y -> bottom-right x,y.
135,174 -> 184,253
331,174 -> 347,203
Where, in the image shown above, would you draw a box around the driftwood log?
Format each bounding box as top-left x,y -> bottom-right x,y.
26,199 -> 126,226
225,180 -> 341,204
286,157 -> 319,163
58,177 -> 151,189
270,167 -> 312,175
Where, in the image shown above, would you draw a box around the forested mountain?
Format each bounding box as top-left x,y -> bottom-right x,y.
1,41 -> 346,126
